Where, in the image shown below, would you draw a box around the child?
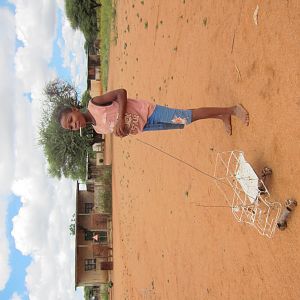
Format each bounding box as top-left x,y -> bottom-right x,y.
57,89 -> 249,137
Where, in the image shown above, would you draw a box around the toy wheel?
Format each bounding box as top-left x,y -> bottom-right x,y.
262,167 -> 272,176
277,221 -> 287,231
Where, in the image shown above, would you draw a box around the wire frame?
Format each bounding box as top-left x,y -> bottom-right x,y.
214,150 -> 282,238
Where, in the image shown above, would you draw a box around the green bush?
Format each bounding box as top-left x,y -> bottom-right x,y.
97,0 -> 116,91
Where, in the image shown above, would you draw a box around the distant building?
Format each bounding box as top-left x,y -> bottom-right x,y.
86,48 -> 102,98
75,182 -> 113,288
88,53 -> 101,81
75,48 -> 113,289
92,142 -> 105,166
89,79 -> 103,98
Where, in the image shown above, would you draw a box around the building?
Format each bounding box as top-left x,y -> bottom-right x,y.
75,182 -> 113,288
85,145 -> 108,193
87,51 -> 102,97
89,79 -> 103,98
88,53 -> 101,81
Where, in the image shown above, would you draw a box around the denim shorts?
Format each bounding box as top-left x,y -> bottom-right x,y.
143,105 -> 192,131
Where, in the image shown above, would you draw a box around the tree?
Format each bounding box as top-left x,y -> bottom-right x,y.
42,78 -> 79,109
84,286 -> 93,300
81,89 -> 92,108
69,213 -> 76,235
39,79 -> 94,180
90,0 -> 102,9
65,0 -> 100,44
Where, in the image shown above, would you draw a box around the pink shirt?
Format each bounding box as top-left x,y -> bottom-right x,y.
87,98 -> 156,135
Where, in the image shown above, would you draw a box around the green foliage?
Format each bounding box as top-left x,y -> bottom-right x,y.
39,120 -> 92,180
98,189 -> 112,213
84,285 -> 109,300
101,294 -> 109,300
101,166 -> 112,183
42,78 -> 80,109
69,213 -> 75,235
84,286 -> 92,300
64,0 -> 116,91
39,79 -> 94,180
81,89 -> 92,108
65,0 -> 100,44
94,167 -> 112,213
97,0 -> 116,91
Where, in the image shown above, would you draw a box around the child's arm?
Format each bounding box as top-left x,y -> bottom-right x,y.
92,89 -> 128,137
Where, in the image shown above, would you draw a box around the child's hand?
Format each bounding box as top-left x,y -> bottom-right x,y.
114,118 -> 129,137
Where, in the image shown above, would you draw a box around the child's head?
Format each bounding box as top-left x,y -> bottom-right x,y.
57,106 -> 86,131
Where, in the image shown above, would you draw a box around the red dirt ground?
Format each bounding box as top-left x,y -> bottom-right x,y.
108,1 -> 300,299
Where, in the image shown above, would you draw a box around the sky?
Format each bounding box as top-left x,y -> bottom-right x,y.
0,0 -> 87,299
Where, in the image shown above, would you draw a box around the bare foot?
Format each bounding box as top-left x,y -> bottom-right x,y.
220,114 -> 232,135
234,104 -> 249,125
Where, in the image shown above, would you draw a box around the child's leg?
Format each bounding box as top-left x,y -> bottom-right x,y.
190,104 -> 249,135
143,104 -> 248,135
209,114 -> 233,135
191,105 -> 249,124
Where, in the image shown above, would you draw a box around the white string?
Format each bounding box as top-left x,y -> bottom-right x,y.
135,138 -> 260,205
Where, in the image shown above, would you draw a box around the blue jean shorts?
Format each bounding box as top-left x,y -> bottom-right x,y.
143,105 -> 192,131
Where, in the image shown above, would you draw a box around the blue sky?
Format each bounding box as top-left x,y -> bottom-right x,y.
1,0 -> 13,10
0,2 -> 70,299
0,2 -> 30,299
0,0 -> 86,299
1,196 -> 30,300
49,9 -> 72,83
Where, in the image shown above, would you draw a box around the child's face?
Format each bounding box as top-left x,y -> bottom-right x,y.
60,108 -> 86,131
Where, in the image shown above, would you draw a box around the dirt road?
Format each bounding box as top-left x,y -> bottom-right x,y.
108,1 -> 300,299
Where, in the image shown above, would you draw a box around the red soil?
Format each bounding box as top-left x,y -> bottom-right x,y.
108,1 -> 300,299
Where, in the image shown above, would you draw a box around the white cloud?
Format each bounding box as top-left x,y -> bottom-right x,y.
0,7 -> 15,291
0,8 -> 16,195
12,178 -> 81,299
10,292 -> 22,300
0,0 -> 87,299
0,200 -> 11,290
58,12 -> 87,93
13,0 -> 58,92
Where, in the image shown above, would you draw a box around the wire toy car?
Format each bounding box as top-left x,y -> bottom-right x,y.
137,139 -> 297,238
214,150 -> 297,238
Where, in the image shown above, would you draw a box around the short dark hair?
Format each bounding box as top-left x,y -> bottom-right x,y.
56,106 -> 73,124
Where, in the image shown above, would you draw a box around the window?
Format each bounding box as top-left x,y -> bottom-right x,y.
98,231 -> 108,243
84,231 -> 94,241
85,203 -> 94,213
85,231 -> 108,243
85,259 -> 96,271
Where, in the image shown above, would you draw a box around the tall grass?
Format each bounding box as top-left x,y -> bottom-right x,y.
97,0 -> 116,91
102,294 -> 109,300
94,167 -> 112,213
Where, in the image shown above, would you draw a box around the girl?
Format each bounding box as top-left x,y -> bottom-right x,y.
58,89 -> 249,137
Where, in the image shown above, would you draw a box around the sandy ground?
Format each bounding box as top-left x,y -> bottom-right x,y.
107,1 -> 300,299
